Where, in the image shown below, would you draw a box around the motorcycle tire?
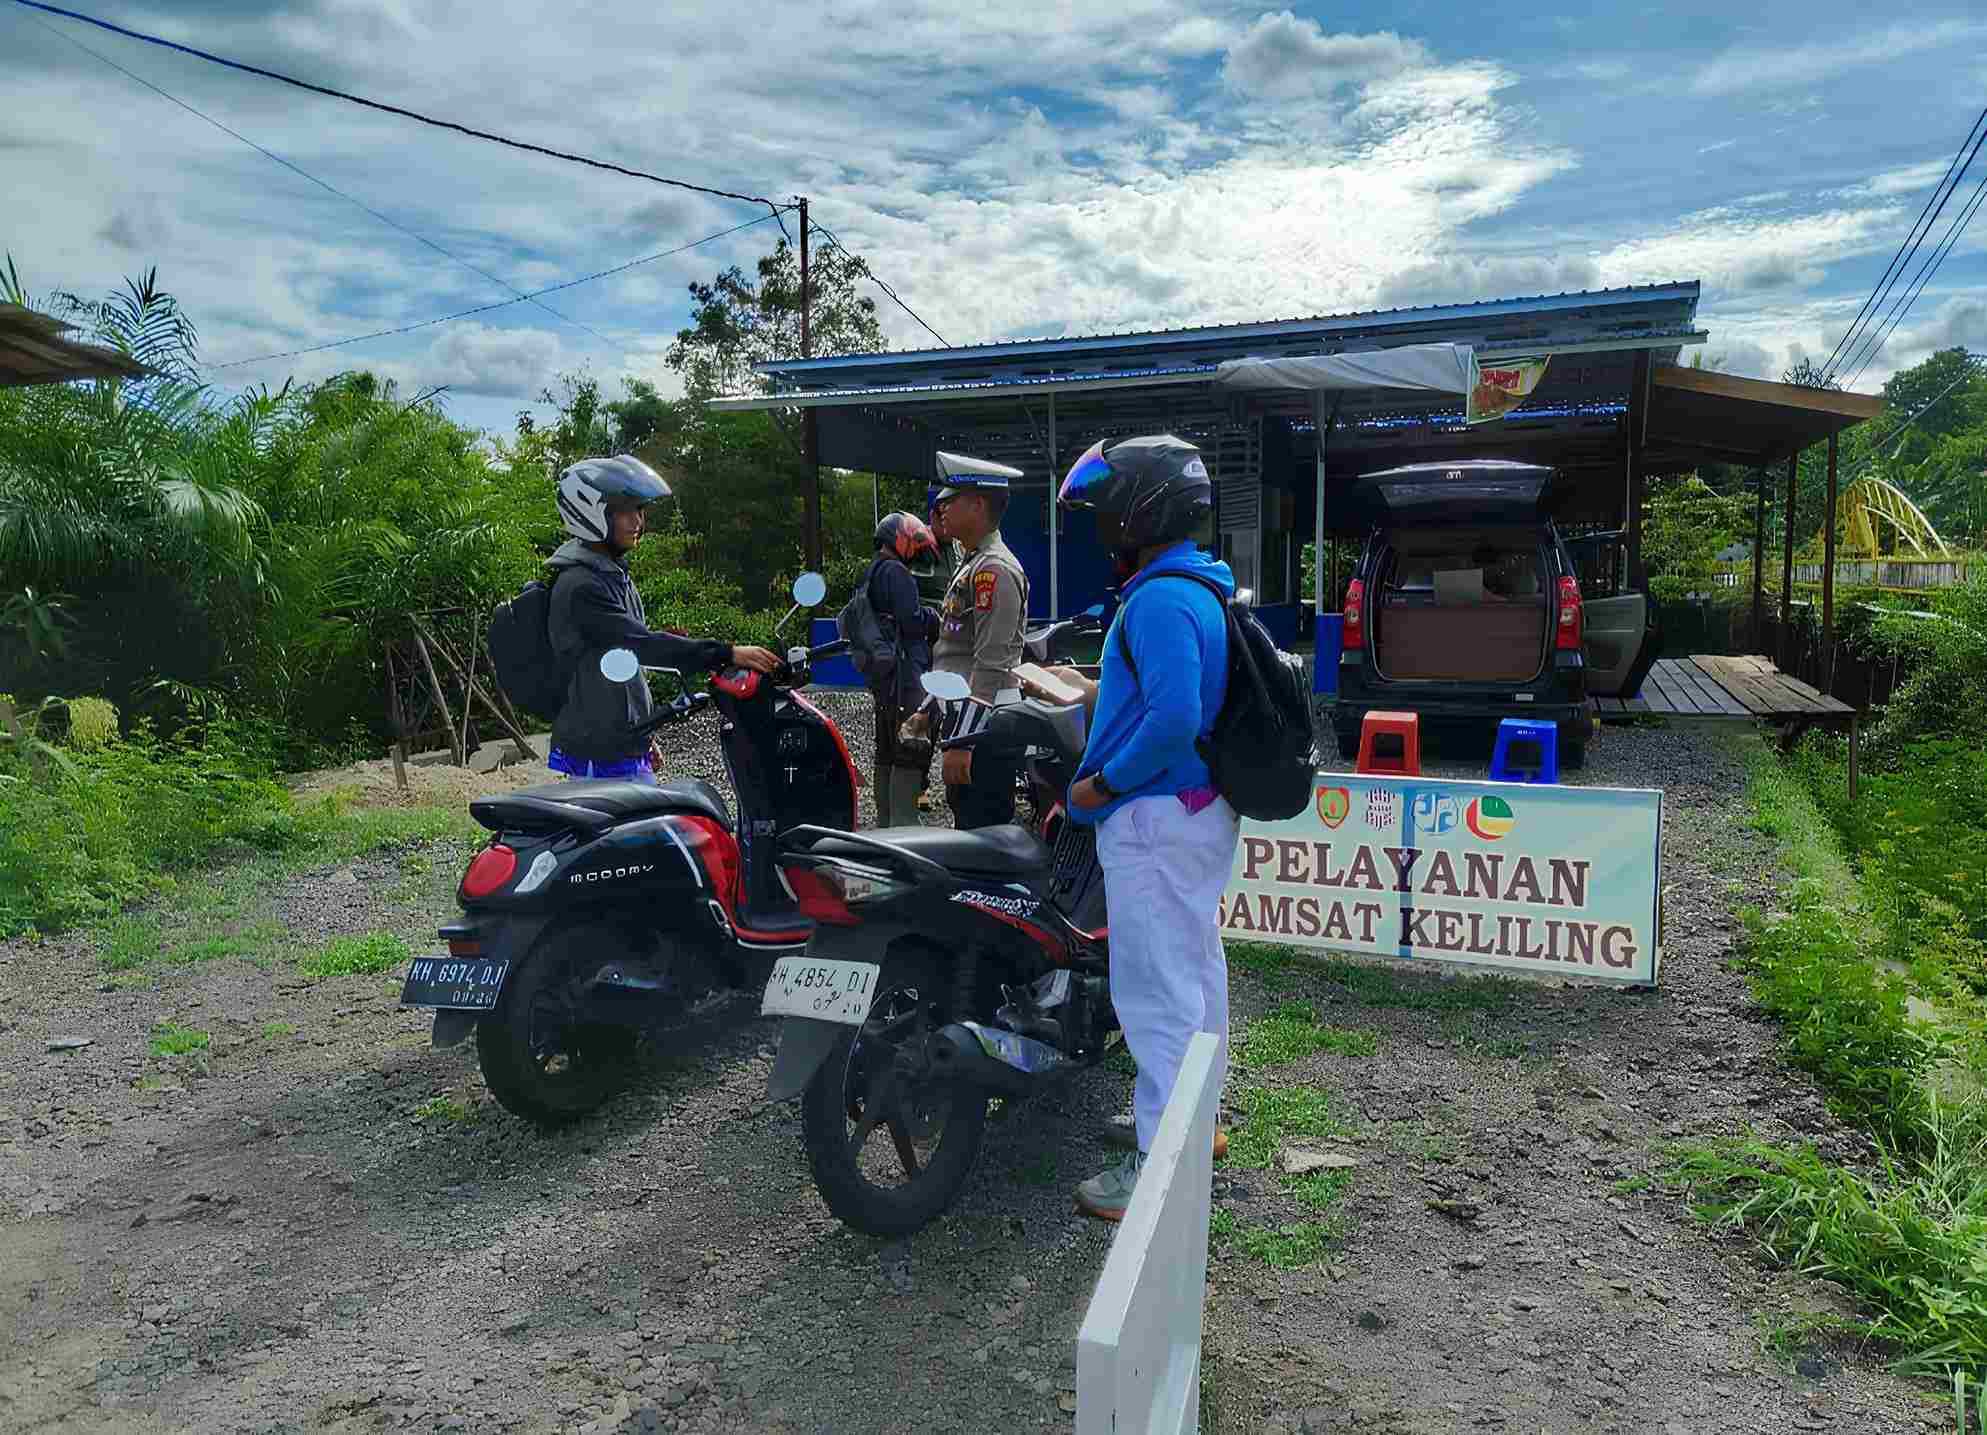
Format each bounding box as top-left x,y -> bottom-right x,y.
800,950 -> 989,1237
477,922 -> 639,1126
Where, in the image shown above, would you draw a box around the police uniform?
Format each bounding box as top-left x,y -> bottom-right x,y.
930,481 -> 1029,829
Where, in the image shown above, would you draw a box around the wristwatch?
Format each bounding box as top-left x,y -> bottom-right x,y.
1091,772 -> 1118,799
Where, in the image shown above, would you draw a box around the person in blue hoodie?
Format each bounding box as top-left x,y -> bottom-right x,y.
1051,433 -> 1240,1222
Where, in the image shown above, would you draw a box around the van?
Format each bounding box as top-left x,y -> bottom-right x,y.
1332,460 -> 1656,769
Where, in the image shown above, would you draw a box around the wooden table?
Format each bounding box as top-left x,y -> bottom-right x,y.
1592,656 -> 1863,796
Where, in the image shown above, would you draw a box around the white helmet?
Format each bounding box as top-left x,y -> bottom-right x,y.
556,455 -> 671,543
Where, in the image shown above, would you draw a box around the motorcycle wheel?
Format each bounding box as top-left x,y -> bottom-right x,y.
477,923 -> 639,1125
800,951 -> 988,1237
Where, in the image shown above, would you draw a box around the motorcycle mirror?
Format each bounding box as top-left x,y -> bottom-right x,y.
921,670 -> 971,702
600,648 -> 641,683
792,572 -> 827,607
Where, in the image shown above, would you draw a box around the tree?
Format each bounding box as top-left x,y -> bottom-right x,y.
1643,474 -> 1754,603
665,238 -> 885,400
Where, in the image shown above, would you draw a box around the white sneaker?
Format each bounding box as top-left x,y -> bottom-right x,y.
1076,1151 -> 1145,1222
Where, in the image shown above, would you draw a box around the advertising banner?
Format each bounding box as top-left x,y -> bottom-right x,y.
1221,775 -> 1663,984
1467,355 -> 1551,424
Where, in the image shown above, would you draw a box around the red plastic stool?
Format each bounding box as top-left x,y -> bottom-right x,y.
1356,710 -> 1421,776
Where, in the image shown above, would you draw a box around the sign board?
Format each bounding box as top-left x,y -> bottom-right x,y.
1221,775 -> 1663,984
1467,355 -> 1551,424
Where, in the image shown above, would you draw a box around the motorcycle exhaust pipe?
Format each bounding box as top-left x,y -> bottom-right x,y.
927,1021 -> 1072,1097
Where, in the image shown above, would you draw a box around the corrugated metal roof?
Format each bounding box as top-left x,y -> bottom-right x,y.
755,281 -> 1701,378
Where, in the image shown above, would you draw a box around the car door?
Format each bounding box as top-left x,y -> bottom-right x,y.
1583,591 -> 1649,696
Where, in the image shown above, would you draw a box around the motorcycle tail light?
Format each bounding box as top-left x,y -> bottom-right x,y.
784,867 -> 858,926
460,845 -> 517,898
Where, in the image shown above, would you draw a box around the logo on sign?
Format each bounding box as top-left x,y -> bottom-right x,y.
1316,787 -> 1350,828
1465,795 -> 1517,840
1413,793 -> 1460,835
1364,789 -> 1399,830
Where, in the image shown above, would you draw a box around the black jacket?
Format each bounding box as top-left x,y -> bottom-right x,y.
546,540 -> 730,764
866,555 -> 935,708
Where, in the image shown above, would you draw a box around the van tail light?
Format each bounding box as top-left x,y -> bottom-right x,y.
460,844 -> 517,898
1342,579 -> 1366,651
1555,575 -> 1584,651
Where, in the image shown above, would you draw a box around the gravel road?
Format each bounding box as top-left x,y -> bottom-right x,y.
0,699 -> 1938,1434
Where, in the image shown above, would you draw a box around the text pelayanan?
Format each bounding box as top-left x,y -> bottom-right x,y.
1222,838 -> 1639,971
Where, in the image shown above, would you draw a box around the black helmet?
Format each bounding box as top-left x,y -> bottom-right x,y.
875,511 -> 940,572
1058,433 -> 1212,553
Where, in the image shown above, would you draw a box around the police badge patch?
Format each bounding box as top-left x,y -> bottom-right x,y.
973,570 -> 997,611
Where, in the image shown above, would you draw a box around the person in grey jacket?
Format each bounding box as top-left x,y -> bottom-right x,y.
545,456 -> 778,781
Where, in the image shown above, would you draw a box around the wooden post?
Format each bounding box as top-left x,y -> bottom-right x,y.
385,650 -> 411,791
413,615 -> 539,762
1780,450 -> 1799,670
1625,351 -> 1651,592
1822,431 -> 1839,691
1848,714 -> 1860,802
409,630 -> 463,766
798,197 -> 823,574
1750,465 -> 1766,653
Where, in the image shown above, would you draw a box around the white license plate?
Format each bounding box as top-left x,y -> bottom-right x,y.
761,956 -> 881,1025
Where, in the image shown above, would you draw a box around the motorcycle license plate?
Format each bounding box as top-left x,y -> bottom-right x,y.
399,955 -> 510,1011
761,957 -> 880,1026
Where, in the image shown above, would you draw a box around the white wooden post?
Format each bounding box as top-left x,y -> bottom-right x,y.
1077,1031 -> 1220,1435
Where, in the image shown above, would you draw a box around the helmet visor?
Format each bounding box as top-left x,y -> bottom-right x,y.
1057,440 -> 1113,508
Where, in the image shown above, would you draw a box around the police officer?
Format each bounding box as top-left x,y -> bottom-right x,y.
930,455 -> 1029,829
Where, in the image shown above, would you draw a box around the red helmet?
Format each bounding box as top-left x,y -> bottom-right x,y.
875,511 -> 939,569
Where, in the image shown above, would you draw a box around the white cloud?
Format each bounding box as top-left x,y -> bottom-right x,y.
1697,139 -> 1737,156
1595,204 -> 1902,300
1375,253 -> 1602,308
1221,14 -> 1426,100
423,323 -> 569,398
1845,157 -> 1961,199
1692,19 -> 1987,94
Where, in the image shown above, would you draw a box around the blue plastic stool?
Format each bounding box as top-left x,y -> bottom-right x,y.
1490,718 -> 1559,784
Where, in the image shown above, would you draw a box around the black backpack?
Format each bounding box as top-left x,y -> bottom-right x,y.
836,560 -> 896,678
487,578 -> 568,718
1116,572 -> 1317,821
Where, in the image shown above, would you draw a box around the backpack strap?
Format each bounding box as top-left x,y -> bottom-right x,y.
1114,571 -> 1231,687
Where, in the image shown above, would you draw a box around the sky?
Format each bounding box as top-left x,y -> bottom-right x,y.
6,0 -> 1985,438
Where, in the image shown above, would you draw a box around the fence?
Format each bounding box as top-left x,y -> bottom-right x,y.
1077,1031 -> 1220,1435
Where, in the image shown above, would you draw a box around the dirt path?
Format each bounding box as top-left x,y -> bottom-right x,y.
0,707 -> 1940,1435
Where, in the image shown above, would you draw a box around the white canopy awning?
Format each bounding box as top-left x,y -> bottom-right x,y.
1211,342 -> 1476,396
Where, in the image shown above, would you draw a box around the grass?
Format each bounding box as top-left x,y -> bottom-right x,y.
1225,1084 -> 1353,1169
413,1094 -> 475,1124
148,1022 -> 210,1057
1233,1221 -> 1337,1268
1014,1152 -> 1059,1187
262,1020 -> 297,1038
300,930 -> 411,980
1228,941 -> 1519,1014
1662,743 -> 1987,1388
1236,1002 -> 1379,1068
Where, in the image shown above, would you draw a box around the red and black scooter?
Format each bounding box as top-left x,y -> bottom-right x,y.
400,574 -> 860,1124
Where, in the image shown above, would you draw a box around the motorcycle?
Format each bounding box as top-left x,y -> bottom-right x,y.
760,667 -> 1117,1237
400,573 -> 860,1125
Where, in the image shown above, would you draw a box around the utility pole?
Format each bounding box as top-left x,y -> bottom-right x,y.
798,197 -> 823,573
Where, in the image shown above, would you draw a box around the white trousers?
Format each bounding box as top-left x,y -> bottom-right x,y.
1097,794 -> 1241,1153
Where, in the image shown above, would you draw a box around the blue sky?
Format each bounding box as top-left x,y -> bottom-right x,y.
5,0 -> 1984,438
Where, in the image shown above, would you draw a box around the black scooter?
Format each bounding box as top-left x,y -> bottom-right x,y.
761,669 -> 1118,1237
400,574 -> 859,1124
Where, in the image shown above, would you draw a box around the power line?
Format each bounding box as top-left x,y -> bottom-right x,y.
1843,157 -> 1987,387
29,12 -> 610,347
13,0 -> 788,225
810,220 -> 949,347
1823,106 -> 1987,381
206,209 -> 788,370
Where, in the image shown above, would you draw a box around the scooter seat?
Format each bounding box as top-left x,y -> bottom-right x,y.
472,778 -> 732,833
810,822 -> 1049,876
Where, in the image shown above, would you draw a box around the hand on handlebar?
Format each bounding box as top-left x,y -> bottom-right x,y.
731,645 -> 780,674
